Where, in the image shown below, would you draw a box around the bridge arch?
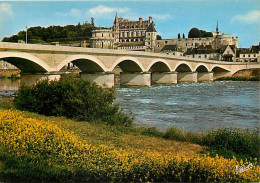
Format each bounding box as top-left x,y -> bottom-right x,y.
147,59 -> 172,72
211,66 -> 230,72
57,55 -> 107,72
0,51 -> 52,72
109,56 -> 145,72
174,63 -> 193,72
211,66 -> 231,78
195,64 -> 210,72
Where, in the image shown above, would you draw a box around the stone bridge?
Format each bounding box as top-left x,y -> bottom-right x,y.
0,42 -> 259,87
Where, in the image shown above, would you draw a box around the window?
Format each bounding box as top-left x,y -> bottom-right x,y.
227,51 -> 230,54
254,54 -> 256,57
165,41 -> 168,44
193,55 -> 195,58
205,55 -> 207,58
191,43 -> 193,46
243,54 -> 245,57
148,33 -> 150,36
248,54 -> 250,57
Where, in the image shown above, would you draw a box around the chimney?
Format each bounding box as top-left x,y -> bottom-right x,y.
149,16 -> 153,23
139,17 -> 143,23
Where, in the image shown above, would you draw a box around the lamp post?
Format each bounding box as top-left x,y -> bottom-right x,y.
26,26 -> 28,44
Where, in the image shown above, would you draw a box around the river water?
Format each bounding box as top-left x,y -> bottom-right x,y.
1,78 -> 259,132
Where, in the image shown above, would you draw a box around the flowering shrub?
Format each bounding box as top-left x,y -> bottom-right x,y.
0,110 -> 259,182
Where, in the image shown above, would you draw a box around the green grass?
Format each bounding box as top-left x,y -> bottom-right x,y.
15,110 -> 203,157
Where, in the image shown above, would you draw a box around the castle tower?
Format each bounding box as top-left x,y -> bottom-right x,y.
145,22 -> 157,52
113,12 -> 120,44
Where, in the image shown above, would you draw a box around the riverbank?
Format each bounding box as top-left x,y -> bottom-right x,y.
0,108 -> 259,182
215,76 -> 259,81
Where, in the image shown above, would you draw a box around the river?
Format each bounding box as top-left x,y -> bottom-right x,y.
1,78 -> 259,132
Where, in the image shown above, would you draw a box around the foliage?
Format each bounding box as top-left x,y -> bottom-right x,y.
188,28 -> 201,38
0,110 -> 259,182
203,128 -> 260,159
188,27 -> 213,38
13,75 -> 133,126
156,35 -> 162,40
161,126 -> 260,160
2,22 -> 102,43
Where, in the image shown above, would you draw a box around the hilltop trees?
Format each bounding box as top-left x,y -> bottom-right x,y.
2,21 -> 101,43
188,27 -> 213,38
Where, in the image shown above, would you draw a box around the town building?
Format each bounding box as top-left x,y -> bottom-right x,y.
156,24 -> 238,53
236,43 -> 260,62
0,60 -> 17,69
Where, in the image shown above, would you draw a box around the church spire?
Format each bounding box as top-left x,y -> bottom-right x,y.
216,21 -> 219,34
114,12 -> 118,24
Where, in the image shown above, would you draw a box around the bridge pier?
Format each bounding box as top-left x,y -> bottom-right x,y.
80,72 -> 114,88
197,72 -> 213,82
177,72 -> 198,83
152,72 -> 177,84
120,72 -> 151,86
20,73 -> 61,86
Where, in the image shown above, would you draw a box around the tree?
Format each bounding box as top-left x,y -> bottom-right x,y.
188,28 -> 201,38
204,32 -> 213,37
183,33 -> 185,38
156,35 -> 162,40
178,33 -> 181,39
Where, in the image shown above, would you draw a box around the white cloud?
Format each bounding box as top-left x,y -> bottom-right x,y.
70,8 -> 83,18
88,5 -> 129,16
56,8 -> 83,18
0,3 -> 13,16
0,3 -> 13,22
151,14 -> 172,20
231,10 -> 260,24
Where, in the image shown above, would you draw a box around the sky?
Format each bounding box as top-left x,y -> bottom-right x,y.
0,0 -> 259,48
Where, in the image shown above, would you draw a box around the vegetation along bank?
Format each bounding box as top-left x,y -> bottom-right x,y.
0,75 -> 259,182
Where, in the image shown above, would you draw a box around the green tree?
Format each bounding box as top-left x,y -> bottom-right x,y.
156,35 -> 162,40
188,28 -> 201,38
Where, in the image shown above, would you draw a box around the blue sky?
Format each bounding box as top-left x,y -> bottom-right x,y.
0,0 -> 259,48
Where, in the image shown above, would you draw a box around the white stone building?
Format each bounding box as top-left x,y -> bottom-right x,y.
90,13 -> 157,51
237,44 -> 260,62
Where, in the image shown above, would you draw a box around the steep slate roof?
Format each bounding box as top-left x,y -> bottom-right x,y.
146,22 -> 157,32
218,45 -> 236,54
185,46 -> 217,55
161,45 -> 178,51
